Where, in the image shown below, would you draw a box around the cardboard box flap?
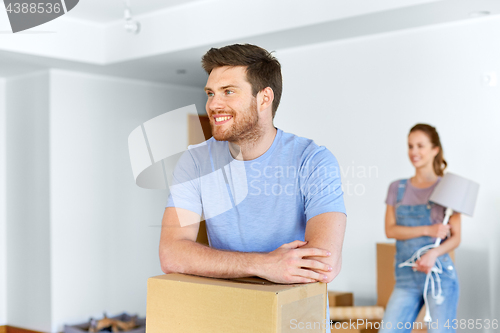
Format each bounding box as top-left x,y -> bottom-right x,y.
150,273 -> 319,293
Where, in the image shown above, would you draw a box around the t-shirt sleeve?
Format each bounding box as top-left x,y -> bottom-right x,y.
166,149 -> 203,216
300,147 -> 346,221
385,180 -> 400,206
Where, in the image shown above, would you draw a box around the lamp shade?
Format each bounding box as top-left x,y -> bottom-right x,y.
429,172 -> 479,216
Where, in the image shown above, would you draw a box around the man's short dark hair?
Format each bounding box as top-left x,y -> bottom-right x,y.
201,44 -> 283,119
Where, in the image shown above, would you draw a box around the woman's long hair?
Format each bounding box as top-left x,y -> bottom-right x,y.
409,124 -> 447,176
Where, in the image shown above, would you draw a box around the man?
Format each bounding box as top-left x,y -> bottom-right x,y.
160,44 -> 346,329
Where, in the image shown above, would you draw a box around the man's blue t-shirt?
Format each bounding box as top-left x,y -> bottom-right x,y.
167,128 -> 345,249
166,128 -> 345,332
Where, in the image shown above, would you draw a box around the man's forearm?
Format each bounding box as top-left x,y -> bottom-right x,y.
161,239 -> 265,278
303,212 -> 346,283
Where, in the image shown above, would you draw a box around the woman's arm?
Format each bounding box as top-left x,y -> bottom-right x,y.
416,213 -> 461,273
385,204 -> 450,240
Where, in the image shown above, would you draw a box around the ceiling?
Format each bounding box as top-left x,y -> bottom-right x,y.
65,0 -> 208,23
1,0 -> 499,87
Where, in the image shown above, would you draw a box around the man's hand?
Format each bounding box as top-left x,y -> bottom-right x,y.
258,240 -> 332,284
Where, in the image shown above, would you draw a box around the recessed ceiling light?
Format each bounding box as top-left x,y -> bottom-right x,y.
469,11 -> 491,18
123,0 -> 140,34
177,69 -> 187,74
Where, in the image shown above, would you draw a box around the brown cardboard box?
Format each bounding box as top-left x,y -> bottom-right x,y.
376,243 -> 396,308
187,114 -> 211,146
330,320 -> 379,333
146,273 -> 328,333
187,114 -> 212,247
328,291 -> 354,307
329,306 -> 384,321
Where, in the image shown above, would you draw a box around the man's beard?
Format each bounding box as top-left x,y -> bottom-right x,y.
210,99 -> 262,144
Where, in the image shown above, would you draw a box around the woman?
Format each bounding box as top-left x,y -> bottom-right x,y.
380,124 -> 461,333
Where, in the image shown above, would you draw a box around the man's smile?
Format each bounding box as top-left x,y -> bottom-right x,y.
213,115 -> 233,125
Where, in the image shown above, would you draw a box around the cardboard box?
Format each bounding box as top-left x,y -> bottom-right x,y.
329,306 -> 384,321
187,114 -> 212,247
146,273 -> 328,333
187,114 -> 211,146
330,320 -> 379,333
376,243 -> 396,308
328,291 -> 353,307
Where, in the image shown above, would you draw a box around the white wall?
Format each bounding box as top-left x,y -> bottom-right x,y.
275,16 -> 500,327
2,69 -> 206,332
48,70 -> 207,332
0,78 -> 6,326
5,72 -> 52,331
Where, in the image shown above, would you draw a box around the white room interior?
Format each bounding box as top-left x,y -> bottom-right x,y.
1,0 -> 499,332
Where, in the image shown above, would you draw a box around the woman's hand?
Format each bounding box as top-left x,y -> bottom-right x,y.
415,249 -> 439,274
427,223 -> 450,239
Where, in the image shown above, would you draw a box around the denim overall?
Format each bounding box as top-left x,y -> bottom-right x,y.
380,180 -> 459,333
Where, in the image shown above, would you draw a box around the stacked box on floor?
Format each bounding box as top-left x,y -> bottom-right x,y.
328,291 -> 384,333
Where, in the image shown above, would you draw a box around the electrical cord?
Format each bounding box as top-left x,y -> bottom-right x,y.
398,244 -> 444,326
